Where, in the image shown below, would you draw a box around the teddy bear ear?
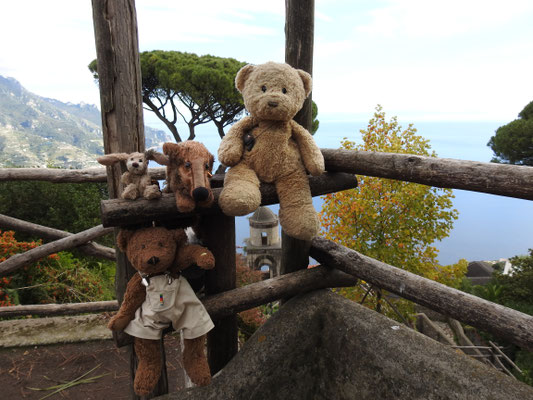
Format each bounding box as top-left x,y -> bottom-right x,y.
116,229 -> 134,252
163,142 -> 181,158
235,64 -> 255,93
297,69 -> 313,98
171,229 -> 187,243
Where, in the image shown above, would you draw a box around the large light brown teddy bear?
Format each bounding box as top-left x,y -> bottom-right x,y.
218,62 -> 325,240
108,226 -> 215,396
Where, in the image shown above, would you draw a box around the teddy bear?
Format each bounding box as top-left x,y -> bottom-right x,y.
149,141 -> 215,213
107,226 -> 215,396
97,150 -> 161,200
217,62 -> 325,240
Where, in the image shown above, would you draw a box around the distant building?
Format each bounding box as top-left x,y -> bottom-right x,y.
244,207 -> 282,279
466,261 -> 494,286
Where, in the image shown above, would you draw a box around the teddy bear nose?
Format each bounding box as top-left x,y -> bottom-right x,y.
147,256 -> 159,265
268,101 -> 278,108
193,187 -> 209,201
132,162 -> 139,168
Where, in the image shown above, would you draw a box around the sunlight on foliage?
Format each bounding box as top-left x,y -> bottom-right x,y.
320,105 -> 465,320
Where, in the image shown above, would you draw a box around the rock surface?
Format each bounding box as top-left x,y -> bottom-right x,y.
159,289 -> 533,400
0,314 -> 111,347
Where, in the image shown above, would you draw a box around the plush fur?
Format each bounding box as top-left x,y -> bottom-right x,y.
218,62 -> 325,240
151,142 -> 215,213
97,150 -> 161,200
108,226 -> 214,395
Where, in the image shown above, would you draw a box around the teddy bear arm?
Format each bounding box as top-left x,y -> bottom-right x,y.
175,244 -> 215,271
290,120 -> 325,176
218,116 -> 254,166
121,172 -> 132,185
108,273 -> 146,331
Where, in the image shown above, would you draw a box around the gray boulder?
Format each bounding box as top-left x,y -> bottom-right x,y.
159,289 -> 533,400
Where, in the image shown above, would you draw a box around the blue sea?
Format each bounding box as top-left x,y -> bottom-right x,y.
145,115 -> 533,266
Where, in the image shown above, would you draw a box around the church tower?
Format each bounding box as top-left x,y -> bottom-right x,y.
244,206 -> 282,278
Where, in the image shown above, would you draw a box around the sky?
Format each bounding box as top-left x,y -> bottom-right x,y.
0,0 -> 532,264
1,0 -> 532,122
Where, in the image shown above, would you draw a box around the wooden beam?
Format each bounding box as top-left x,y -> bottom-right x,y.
0,225 -> 114,277
0,265 -> 356,324
203,265 -> 357,319
0,167 -> 166,183
310,237 -> 533,352
91,0 -> 165,397
0,214 -> 115,260
199,214 -> 238,375
322,148 -> 533,201
0,300 -> 118,318
100,172 -> 358,227
283,0 -> 316,289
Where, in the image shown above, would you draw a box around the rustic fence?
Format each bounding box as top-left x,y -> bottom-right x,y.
1,0 -> 533,399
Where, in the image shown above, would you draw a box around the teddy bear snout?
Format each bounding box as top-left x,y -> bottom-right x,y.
192,187 -> 209,201
132,162 -> 139,168
147,256 -> 160,265
268,100 -> 279,108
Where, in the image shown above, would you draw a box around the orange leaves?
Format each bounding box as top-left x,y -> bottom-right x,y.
319,106 -> 461,289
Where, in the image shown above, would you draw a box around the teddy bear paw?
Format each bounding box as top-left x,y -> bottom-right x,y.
196,251 -> 215,270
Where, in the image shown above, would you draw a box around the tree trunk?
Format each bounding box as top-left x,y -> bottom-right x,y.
92,1 -> 167,397
282,0 -> 315,280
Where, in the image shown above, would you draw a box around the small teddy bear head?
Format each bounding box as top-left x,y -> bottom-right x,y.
235,62 -> 312,122
117,227 -> 187,275
97,151 -> 150,176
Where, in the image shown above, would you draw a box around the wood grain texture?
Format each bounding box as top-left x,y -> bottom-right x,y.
322,148 -> 533,200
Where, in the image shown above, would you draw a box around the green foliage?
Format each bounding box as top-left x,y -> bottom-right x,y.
90,51 -> 247,142
311,101 -> 319,134
0,179 -> 112,246
320,105 -> 462,321
488,100 -> 533,165
0,230 -> 115,306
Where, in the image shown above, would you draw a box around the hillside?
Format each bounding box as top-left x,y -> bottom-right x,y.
0,75 -> 171,168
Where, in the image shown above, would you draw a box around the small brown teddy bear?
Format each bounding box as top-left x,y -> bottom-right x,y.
150,141 -> 215,212
108,226 -> 215,396
218,62 -> 325,240
97,150 -> 161,200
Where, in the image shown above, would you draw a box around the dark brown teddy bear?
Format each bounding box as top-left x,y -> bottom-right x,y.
108,226 -> 215,396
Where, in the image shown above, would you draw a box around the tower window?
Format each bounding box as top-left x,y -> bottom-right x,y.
261,231 -> 268,245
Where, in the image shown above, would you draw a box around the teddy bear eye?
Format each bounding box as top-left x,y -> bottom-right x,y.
261,85 -> 267,92
158,242 -> 163,247
282,88 -> 287,94
138,159 -> 143,163
141,244 -> 145,249
205,163 -> 210,170
184,162 -> 191,168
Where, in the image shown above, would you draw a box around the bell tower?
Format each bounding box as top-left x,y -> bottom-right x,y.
244,207 -> 282,278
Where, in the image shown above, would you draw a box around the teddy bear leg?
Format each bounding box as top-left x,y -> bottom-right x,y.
219,163 -> 261,216
133,337 -> 162,396
183,335 -> 211,386
275,169 -> 318,241
122,183 -> 139,200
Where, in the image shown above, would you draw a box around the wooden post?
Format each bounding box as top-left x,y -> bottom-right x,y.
282,0 -> 315,277
91,1 -> 167,398
199,214 -> 238,375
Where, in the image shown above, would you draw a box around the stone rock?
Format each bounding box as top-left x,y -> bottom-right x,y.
158,290 -> 533,400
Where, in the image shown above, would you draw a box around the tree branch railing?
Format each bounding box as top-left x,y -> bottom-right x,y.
0,265 -> 357,320
0,214 -> 115,260
0,225 -> 114,276
310,236 -> 533,353
1,149 -> 532,200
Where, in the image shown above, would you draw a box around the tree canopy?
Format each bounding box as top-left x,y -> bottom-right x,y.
319,106 -> 465,317
488,100 -> 533,166
90,51 -> 247,142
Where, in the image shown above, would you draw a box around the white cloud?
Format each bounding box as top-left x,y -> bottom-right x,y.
357,0 -> 533,38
